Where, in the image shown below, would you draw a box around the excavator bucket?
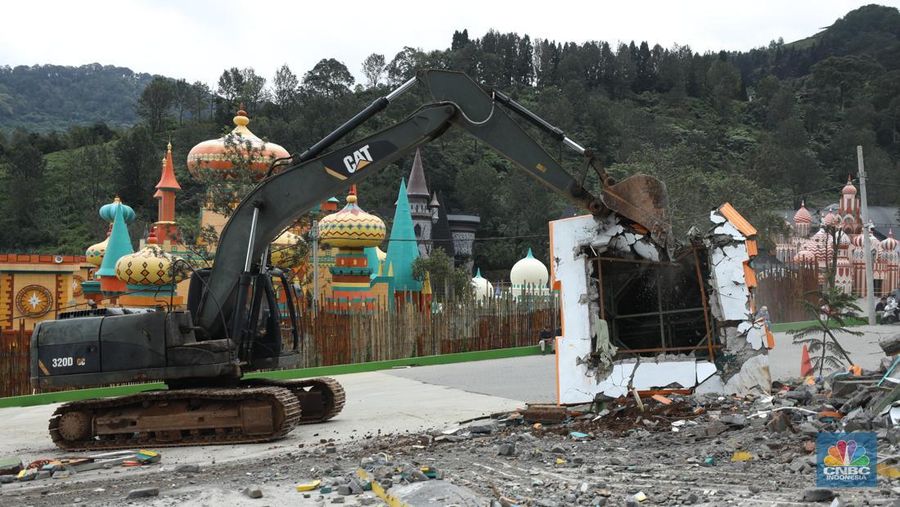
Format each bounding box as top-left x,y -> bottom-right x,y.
601,174 -> 672,250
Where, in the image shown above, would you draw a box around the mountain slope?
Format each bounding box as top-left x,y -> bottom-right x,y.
0,64 -> 156,133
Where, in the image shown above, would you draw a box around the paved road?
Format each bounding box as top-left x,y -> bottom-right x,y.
386,324 -> 897,404
386,354 -> 558,403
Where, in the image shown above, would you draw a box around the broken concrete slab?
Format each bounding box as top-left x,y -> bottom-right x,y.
0,456 -> 22,475
126,487 -> 159,499
389,480 -> 488,506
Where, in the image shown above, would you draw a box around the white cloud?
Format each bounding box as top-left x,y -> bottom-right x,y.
0,0 -> 891,88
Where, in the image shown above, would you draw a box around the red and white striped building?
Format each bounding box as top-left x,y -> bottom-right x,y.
775,177 -> 899,297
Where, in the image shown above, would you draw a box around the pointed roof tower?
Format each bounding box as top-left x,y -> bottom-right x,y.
156,142 -> 181,192
385,179 -> 422,292
406,148 -> 430,198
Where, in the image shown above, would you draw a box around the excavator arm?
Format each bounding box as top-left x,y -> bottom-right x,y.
195,70 -> 671,341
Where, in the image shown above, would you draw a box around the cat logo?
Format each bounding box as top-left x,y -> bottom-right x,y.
343,145 -> 373,174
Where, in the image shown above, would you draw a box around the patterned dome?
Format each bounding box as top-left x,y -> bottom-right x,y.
318,190 -> 386,248
793,202 -> 812,224
842,176 -> 857,195
115,245 -> 185,286
510,248 -> 549,287
852,232 -> 878,248
187,108 -> 289,179
823,212 -> 839,227
882,230 -> 898,252
471,268 -> 494,299
271,228 -> 304,268
85,236 -> 109,267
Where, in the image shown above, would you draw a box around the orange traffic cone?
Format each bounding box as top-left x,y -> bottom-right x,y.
800,343 -> 813,378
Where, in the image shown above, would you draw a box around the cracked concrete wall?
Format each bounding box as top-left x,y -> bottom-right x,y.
704,208 -> 772,395
551,214 -> 715,404
552,205 -> 772,405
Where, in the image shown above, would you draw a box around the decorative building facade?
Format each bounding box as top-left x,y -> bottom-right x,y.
775,177 -> 900,296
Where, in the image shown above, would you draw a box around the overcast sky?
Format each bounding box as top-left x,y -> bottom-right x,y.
1,0 -> 896,87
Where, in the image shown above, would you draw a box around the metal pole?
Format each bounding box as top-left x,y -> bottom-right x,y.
312,219 -> 319,308
858,146 -> 876,325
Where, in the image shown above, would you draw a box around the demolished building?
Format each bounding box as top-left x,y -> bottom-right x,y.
551,203 -> 774,404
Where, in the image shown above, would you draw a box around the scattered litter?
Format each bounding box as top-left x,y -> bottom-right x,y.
296,479 -> 322,492
651,394 -> 672,405
730,451 -> 753,462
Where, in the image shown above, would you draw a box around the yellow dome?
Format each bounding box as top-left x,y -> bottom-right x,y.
319,192 -> 386,248
115,245 -> 185,286
85,236 -> 109,267
271,228 -> 305,268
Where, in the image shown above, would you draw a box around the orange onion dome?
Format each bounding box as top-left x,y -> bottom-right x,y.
318,191 -> 386,248
186,108 -> 289,180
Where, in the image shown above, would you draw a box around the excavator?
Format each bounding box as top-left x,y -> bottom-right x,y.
30,70 -> 671,450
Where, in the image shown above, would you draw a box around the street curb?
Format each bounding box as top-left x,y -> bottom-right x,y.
0,345 -> 542,408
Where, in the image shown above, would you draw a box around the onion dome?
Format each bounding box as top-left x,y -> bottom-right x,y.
853,232 -> 878,249
811,228 -> 830,258
510,248 -> 549,287
839,233 -> 851,245
88,197 -> 134,269
793,201 -> 812,224
471,268 -> 494,299
186,107 -> 289,179
882,230 -> 898,252
318,189 -> 386,248
823,212 -> 839,227
842,175 -> 857,195
85,236 -> 109,267
115,245 -> 185,286
99,196 -> 135,224
271,229 -> 304,268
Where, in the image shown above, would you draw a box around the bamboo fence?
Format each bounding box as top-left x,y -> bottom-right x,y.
755,261 -> 821,323
0,293 -> 559,397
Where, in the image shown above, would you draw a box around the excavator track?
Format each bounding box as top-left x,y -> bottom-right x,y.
48,386 -> 300,451
243,377 -> 345,424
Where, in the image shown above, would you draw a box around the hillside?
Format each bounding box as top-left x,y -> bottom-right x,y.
1,4 -> 899,276
0,64 -> 156,133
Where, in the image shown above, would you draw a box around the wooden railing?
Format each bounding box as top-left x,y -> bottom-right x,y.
0,294 -> 559,398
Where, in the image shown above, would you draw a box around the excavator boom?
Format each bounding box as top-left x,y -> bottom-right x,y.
196,70 -> 671,339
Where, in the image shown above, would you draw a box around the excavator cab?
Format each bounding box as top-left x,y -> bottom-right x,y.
185,266 -> 301,371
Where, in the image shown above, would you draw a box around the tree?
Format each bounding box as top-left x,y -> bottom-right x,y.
791,285 -> 861,377
302,58 -> 355,97
113,125 -> 157,210
811,55 -> 883,111
361,54 -> 386,89
412,248 -> 473,301
706,53 -> 741,117
0,134 -> 48,248
137,77 -> 174,133
386,47 -> 423,85
172,79 -> 192,125
451,29 -> 470,51
272,64 -> 299,113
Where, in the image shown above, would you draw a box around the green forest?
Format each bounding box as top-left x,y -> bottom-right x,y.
1,4 -> 900,276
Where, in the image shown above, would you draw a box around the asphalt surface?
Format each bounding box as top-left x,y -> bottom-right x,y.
385,324 -> 896,405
